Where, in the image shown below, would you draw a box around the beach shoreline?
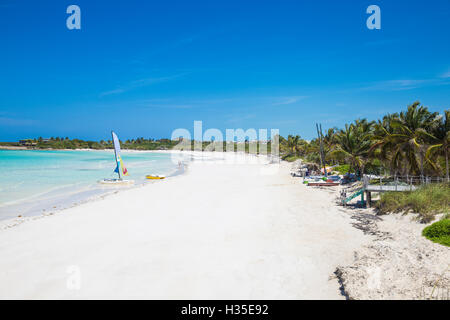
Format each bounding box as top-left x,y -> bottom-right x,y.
1,151 -> 447,299
0,152 -> 370,299
0,150 -> 272,225
0,149 -> 273,222
0,149 -> 187,222
0,146 -> 173,152
0,146 -> 28,150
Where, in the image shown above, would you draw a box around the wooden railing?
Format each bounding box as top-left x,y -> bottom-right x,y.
363,175 -> 447,192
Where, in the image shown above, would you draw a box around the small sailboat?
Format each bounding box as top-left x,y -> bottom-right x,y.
99,131 -> 134,185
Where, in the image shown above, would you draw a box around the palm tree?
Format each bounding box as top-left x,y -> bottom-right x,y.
295,137 -> 308,156
390,102 -> 439,176
286,135 -> 301,155
331,119 -> 375,176
304,139 -> 321,165
370,113 -> 400,175
322,128 -> 337,163
426,110 -> 450,181
304,128 -> 337,166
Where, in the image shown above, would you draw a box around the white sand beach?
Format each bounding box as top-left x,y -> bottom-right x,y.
0,153 -> 371,299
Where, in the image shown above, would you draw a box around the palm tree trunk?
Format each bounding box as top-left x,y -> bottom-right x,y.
419,151 -> 425,181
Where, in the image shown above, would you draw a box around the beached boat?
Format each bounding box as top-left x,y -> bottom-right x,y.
303,175 -> 326,183
99,131 -> 134,185
307,180 -> 340,187
304,175 -> 341,186
146,175 -> 166,180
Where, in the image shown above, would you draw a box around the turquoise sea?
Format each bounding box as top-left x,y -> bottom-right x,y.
0,150 -> 181,220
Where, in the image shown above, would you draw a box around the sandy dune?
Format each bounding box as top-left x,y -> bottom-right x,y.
336,212 -> 450,300
0,156 -> 368,299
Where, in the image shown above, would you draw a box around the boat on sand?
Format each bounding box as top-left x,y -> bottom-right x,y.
146,175 -> 166,180
304,175 -> 341,186
98,131 -> 134,185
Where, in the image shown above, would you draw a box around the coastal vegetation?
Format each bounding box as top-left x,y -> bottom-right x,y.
280,102 -> 449,180
422,218 -> 450,247
0,137 -> 180,150
376,183 -> 450,222
332,164 -> 351,175
277,101 -> 448,220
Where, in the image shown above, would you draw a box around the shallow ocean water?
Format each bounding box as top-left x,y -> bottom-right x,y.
0,150 -> 182,220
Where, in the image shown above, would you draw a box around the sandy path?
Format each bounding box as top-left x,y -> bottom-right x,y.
0,159 -> 368,299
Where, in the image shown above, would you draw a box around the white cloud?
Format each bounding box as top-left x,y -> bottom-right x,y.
272,96 -> 307,106
99,73 -> 188,97
358,78 -> 444,91
99,88 -> 126,97
440,70 -> 450,78
143,104 -> 192,109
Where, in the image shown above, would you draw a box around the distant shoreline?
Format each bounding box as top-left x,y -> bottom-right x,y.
0,149 -> 187,222
0,147 -> 274,156
0,146 -> 28,150
0,146 -> 172,152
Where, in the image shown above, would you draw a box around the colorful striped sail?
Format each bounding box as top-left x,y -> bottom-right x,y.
112,131 -> 129,178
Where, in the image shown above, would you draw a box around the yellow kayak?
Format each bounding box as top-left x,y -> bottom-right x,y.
146,175 -> 166,180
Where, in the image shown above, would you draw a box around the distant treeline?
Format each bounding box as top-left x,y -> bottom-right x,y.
279,101 -> 449,179
0,137 -> 276,153
1,137 -> 180,150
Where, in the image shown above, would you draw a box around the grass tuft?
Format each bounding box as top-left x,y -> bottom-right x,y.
282,154 -> 302,162
376,183 -> 450,222
422,219 -> 450,247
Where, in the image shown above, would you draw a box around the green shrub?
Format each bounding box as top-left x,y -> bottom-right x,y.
334,164 -> 350,174
422,219 -> 450,247
376,183 -> 450,222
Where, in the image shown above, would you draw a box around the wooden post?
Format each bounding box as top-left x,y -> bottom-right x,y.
363,175 -> 369,189
316,123 -> 327,178
361,191 -> 365,207
366,191 -> 372,208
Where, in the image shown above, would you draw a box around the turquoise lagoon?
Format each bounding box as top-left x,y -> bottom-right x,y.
0,150 -> 181,220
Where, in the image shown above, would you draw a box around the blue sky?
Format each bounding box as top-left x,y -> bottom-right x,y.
0,0 -> 449,141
